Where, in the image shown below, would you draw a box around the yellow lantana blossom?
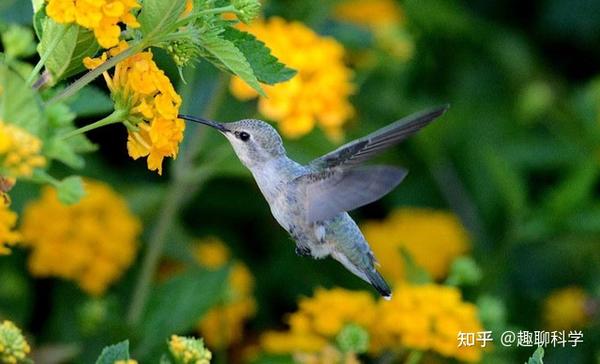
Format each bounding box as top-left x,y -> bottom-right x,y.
230,17 -> 355,139
260,288 -> 376,355
194,237 -> 256,348
362,208 -> 470,282
84,42 -> 185,175
0,320 -> 30,364
542,286 -> 593,330
0,198 -> 20,255
20,180 -> 141,295
333,0 -> 414,62
0,121 -> 46,178
370,283 -> 484,362
46,0 -> 140,48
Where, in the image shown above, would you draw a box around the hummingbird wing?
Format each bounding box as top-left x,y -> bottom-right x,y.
308,105 -> 449,170
297,105 -> 448,222
297,165 -> 408,222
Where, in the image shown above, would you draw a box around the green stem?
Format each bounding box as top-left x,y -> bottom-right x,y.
46,42 -> 144,106
59,110 -> 125,139
173,5 -> 237,27
26,25 -> 70,86
126,73 -> 229,326
405,350 -> 423,364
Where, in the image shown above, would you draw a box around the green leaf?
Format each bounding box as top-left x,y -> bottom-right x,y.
483,148 -> 528,218
66,85 -> 113,118
135,266 -> 229,359
0,65 -> 44,134
400,247 -> 432,284
544,160 -> 599,217
222,27 -> 296,85
138,0 -> 186,40
525,346 -> 544,364
2,24 -> 37,58
95,340 -> 130,364
57,176 -> 85,205
199,30 -> 265,95
38,20 -> 100,84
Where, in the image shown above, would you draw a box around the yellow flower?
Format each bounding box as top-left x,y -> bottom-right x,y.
229,17 -> 355,139
194,238 -> 256,348
362,208 -> 470,282
542,286 -> 592,330
0,320 -> 30,364
370,283 -> 484,362
20,179 -> 141,295
333,0 -> 414,62
260,288 -> 376,355
46,0 -> 140,48
0,200 -> 20,256
114,361 -> 137,364
334,0 -> 404,28
0,121 -> 46,179
293,345 -> 360,364
168,335 -> 212,364
84,42 -> 185,175
193,237 -> 231,269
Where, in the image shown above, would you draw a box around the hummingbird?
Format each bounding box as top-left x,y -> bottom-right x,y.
179,105 -> 448,299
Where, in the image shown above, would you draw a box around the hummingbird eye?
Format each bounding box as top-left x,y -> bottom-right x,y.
238,131 -> 250,141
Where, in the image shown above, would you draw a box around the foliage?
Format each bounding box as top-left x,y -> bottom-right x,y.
0,0 -> 599,363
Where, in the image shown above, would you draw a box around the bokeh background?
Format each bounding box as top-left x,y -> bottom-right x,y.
1,0 -> 599,363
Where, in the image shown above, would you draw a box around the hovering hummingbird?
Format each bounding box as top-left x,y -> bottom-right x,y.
179,105 -> 448,299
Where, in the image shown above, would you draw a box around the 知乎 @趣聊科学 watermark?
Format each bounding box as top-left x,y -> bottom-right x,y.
457,330 -> 583,348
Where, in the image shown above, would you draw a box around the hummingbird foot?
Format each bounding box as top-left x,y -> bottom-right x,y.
295,246 -> 312,257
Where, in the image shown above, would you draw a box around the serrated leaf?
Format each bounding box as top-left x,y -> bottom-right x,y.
38,20 -> 100,83
525,346 -> 544,364
57,176 -> 85,204
135,267 -> 229,360
0,65 -> 44,134
95,340 -> 130,364
222,27 -> 296,84
138,0 -> 186,39
200,31 -> 264,95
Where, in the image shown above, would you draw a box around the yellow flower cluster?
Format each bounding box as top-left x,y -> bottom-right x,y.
261,288 -> 375,354
542,286 -> 592,330
230,17 -> 355,139
0,320 -> 30,364
0,199 -> 20,255
194,237 -> 256,348
46,0 -> 140,48
333,0 -> 414,61
362,208 -> 470,282
168,335 -> 212,364
20,180 -> 141,295
293,345 -> 360,364
84,42 -> 185,175
0,121 -> 46,178
371,284 -> 483,362
261,285 -> 484,362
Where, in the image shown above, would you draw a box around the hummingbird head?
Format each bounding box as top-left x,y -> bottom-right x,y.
178,115 -> 285,168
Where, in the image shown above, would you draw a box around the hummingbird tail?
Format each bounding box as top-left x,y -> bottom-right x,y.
365,269 -> 392,300
331,251 -> 392,299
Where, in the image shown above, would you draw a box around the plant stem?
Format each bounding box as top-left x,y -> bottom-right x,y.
26,25 -> 70,86
126,72 -> 229,326
405,350 -> 423,364
59,110 -> 125,139
46,42 -> 143,106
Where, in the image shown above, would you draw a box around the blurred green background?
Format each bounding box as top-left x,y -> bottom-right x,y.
1,0 -> 599,363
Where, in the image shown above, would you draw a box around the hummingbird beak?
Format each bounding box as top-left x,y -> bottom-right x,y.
178,114 -> 229,133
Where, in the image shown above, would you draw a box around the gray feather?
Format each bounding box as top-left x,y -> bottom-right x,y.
299,166 -> 408,222
309,105 -> 449,170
